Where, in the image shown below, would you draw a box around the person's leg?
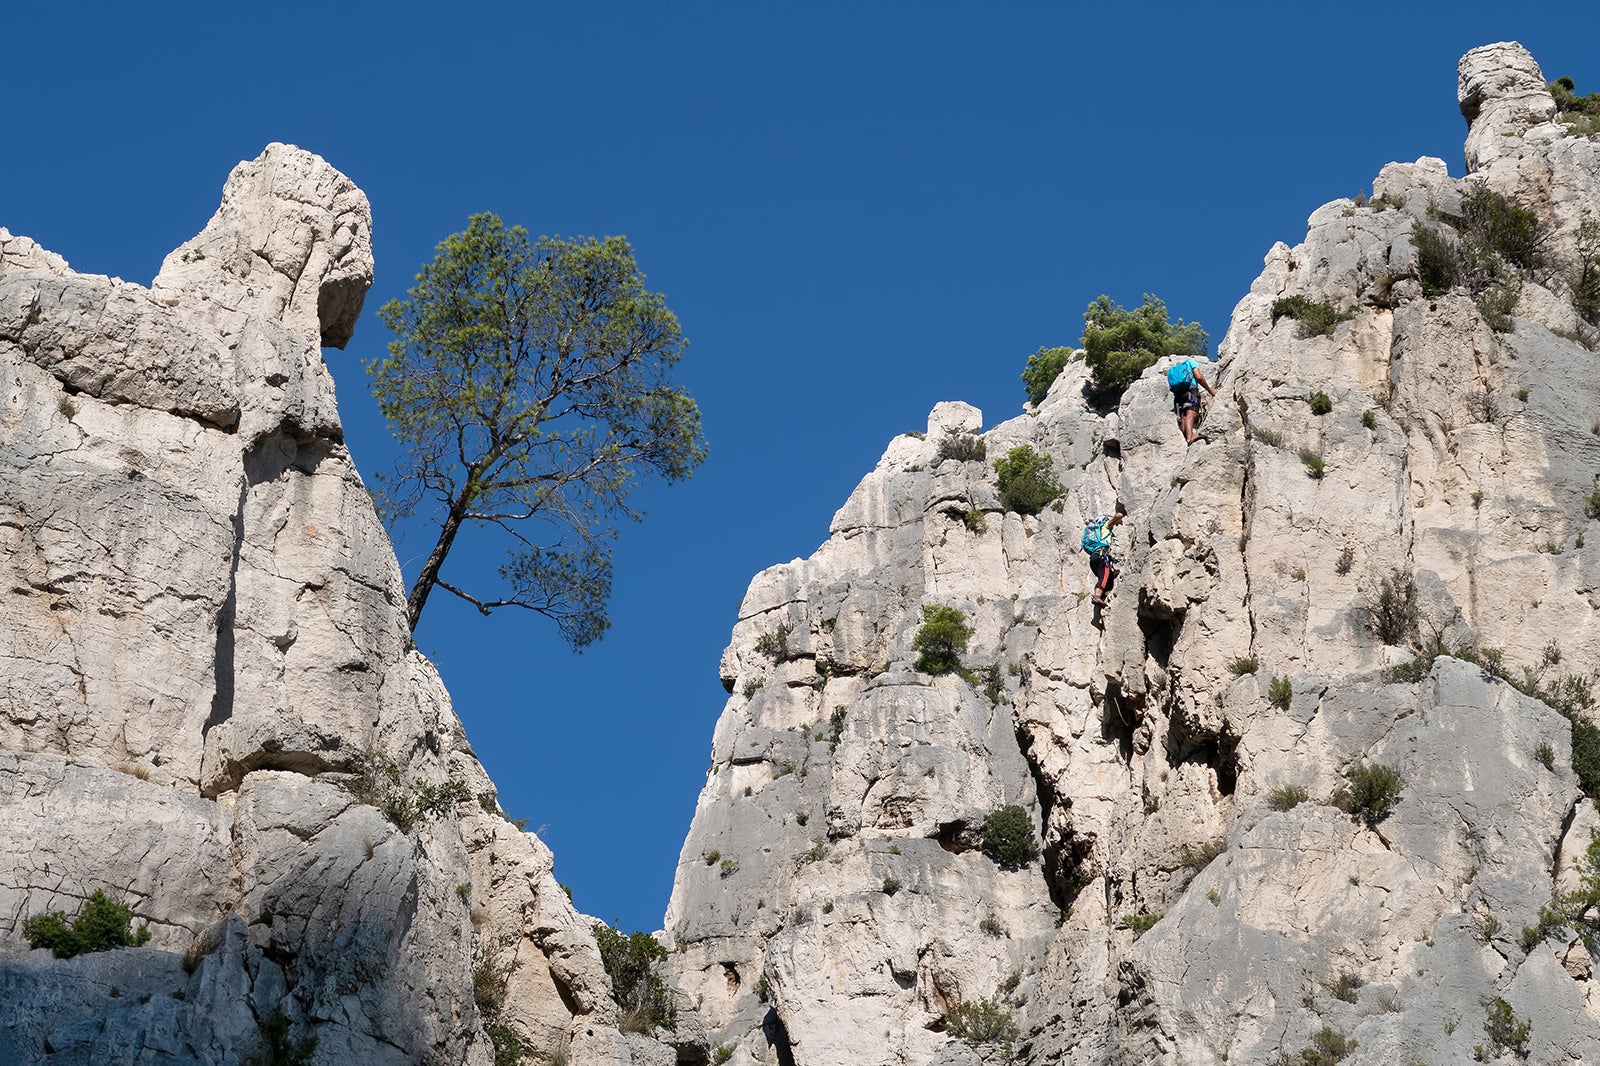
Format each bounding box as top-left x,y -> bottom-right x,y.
1090,557 -> 1108,603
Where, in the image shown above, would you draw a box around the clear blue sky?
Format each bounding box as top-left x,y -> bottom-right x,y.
8,3 -> 1597,933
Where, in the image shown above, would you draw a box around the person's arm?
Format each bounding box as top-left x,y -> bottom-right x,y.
1195,367 -> 1216,396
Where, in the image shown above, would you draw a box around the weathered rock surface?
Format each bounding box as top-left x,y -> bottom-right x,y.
1,145 -> 661,1064
665,43 -> 1600,1065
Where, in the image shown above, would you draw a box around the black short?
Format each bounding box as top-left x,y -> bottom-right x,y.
1173,385 -> 1200,413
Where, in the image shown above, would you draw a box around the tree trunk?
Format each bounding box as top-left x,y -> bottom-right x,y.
406,505 -> 467,631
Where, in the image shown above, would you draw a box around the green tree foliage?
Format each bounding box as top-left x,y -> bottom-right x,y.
369,213 -> 707,641
981,804 -> 1040,867
23,891 -> 151,958
913,605 -> 973,675
1021,345 -> 1074,406
1080,294 -> 1207,399
591,923 -> 677,1032
992,445 -> 1064,516
1549,76 -> 1600,135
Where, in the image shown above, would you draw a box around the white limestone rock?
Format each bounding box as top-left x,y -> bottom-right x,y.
667,42 -> 1600,1066
0,146 -> 659,1065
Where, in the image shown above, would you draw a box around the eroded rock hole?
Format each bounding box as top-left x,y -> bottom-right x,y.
935,820 -> 976,854
1100,680 -> 1141,766
1164,712 -> 1239,797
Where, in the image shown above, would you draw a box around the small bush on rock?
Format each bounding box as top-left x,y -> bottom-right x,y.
1333,763 -> 1405,828
244,1009 -> 318,1066
993,445 -> 1064,516
981,804 -> 1040,868
592,923 -> 677,1032
1268,675 -> 1292,708
1361,572 -> 1420,647
1482,996 -> 1531,1057
1275,1026 -> 1357,1066
945,997 -> 1019,1045
913,605 -> 973,675
23,891 -> 151,959
938,433 -> 988,463
1272,296 -> 1354,339
1267,784 -> 1310,812
1228,656 -> 1260,676
348,757 -> 471,832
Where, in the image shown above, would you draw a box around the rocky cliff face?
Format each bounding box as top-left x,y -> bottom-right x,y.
664,43 -> 1600,1065
0,145 -> 663,1065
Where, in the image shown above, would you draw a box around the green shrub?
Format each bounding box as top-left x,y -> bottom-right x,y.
1361,572 -> 1419,646
981,804 -> 1040,868
937,434 -> 987,463
1550,75 -> 1600,128
1080,293 -> 1208,399
1119,912 -> 1162,936
1462,183 -> 1545,272
1268,675 -> 1292,708
1021,346 -> 1074,406
961,507 -> 988,533
1328,971 -> 1363,1003
1361,409 -> 1376,429
992,444 -> 1064,515
945,997 -> 1019,1045
1300,450 -> 1325,479
1228,656 -> 1260,676
1482,996 -> 1531,1057
1413,221 -> 1459,296
1266,784 -> 1310,812
1335,546 -> 1355,576
1278,1026 -> 1357,1065
979,662 -> 1003,704
719,858 -> 739,877
882,876 -> 902,896
348,757 -> 471,832
712,1045 -> 735,1066
244,1009 -> 318,1066
755,625 -> 790,661
912,604 -> 973,675
1476,280 -> 1520,332
1307,390 -> 1333,415
1585,490 -> 1600,520
592,923 -> 676,1032
22,891 -> 151,958
1574,219 -> 1600,325
1569,713 -> 1600,802
473,934 -> 523,1062
1180,838 -> 1226,872
1334,763 -> 1405,827
1251,426 -> 1285,447
1272,296 -> 1355,338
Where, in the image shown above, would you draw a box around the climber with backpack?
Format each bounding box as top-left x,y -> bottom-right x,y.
1167,357 -> 1216,445
1081,503 -> 1126,609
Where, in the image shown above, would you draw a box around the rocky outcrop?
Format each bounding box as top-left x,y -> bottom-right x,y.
664,43 -> 1600,1065
0,145 -> 657,1065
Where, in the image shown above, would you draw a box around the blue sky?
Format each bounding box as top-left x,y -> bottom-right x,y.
8,3 -> 1598,933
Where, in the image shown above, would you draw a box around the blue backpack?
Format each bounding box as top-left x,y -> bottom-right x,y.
1167,360 -> 1196,393
1081,516 -> 1113,556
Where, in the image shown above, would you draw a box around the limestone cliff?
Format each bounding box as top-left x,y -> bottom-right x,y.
0,145 -> 663,1065
664,43 -> 1600,1065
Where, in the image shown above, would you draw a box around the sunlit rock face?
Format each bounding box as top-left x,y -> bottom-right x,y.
665,42 -> 1600,1065
0,145 -> 657,1066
